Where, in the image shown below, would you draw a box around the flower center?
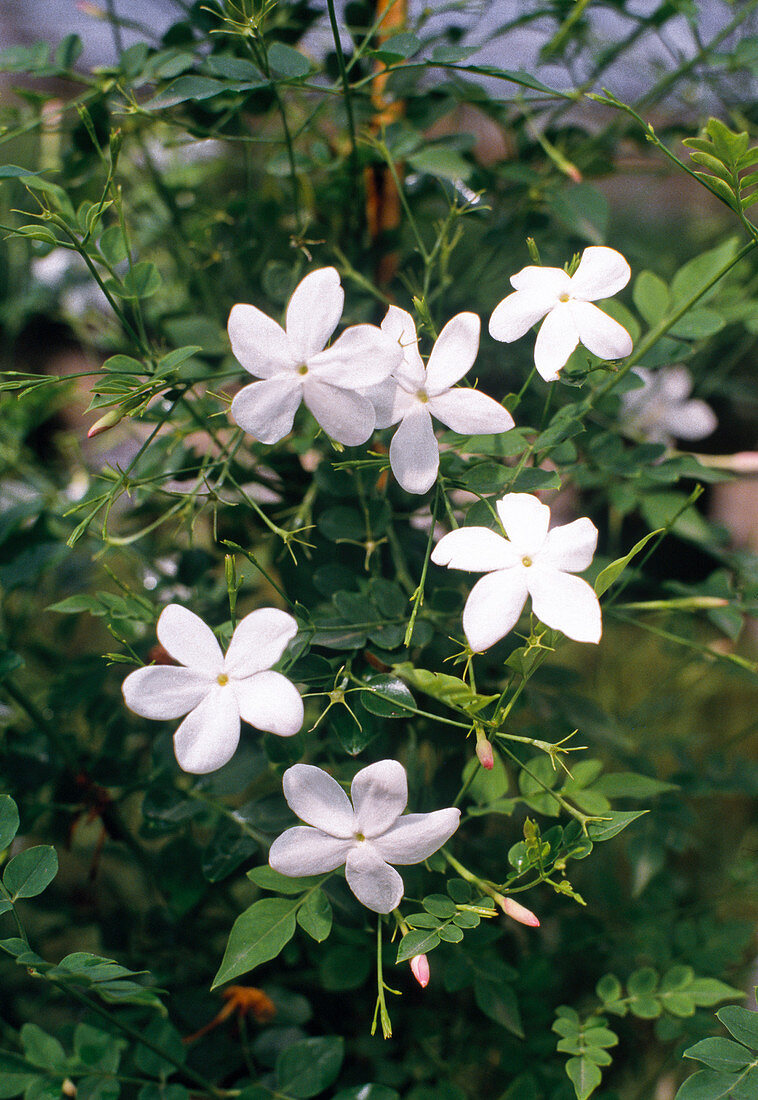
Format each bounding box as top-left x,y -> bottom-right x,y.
354,832 -> 366,842
297,364 -> 308,375
521,556 -> 533,567
416,389 -> 429,403
558,292 -> 571,303
217,673 -> 229,686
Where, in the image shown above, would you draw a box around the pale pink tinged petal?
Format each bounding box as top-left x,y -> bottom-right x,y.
269,827 -> 353,876
499,896 -> 540,927
526,567 -> 602,644
345,845 -> 405,913
361,378 -> 404,429
225,608 -> 299,677
410,954 -> 430,987
351,759 -> 408,837
665,399 -> 717,441
462,569 -> 529,652
173,684 -> 240,774
281,763 -> 356,837
303,381 -> 376,446
428,388 -> 515,435
381,305 -> 425,387
496,493 -> 551,555
157,604 -> 224,674
431,526 -> 518,572
233,671 -> 303,737
489,290 -> 554,344
231,375 -> 303,445
308,325 -> 402,387
227,303 -> 296,378
285,267 -> 344,359
534,303 -> 579,381
389,408 -> 439,494
658,365 -> 693,403
425,312 -> 481,393
122,665 -> 211,720
570,301 -> 633,361
540,517 -> 598,573
569,245 -> 631,301
372,808 -> 461,865
509,265 -> 572,295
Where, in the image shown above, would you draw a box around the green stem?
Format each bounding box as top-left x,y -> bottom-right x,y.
404,484 -> 440,646
325,0 -> 360,182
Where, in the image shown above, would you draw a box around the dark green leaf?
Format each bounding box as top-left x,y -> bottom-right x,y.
3,846 -> 58,900
718,1006 -> 758,1050
247,866 -> 325,894
212,898 -> 298,988
120,262 -> 162,299
359,675 -> 416,718
594,529 -> 662,595
396,929 -> 441,963
684,1037 -> 752,1073
296,889 -> 332,942
276,1037 -> 344,1099
0,796 -> 20,851
587,811 -> 647,842
474,979 -> 523,1037
565,1055 -> 603,1100
268,43 -> 311,79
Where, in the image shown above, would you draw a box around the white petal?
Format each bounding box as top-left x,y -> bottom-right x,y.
308,325 -> 401,387
173,685 -> 240,774
658,365 -> 693,403
282,763 -> 356,837
496,493 -> 551,555
540,517 -> 598,573
361,378 -> 404,429
233,671 -> 303,737
285,267 -> 344,360
231,375 -> 303,445
372,808 -> 460,865
570,301 -> 633,361
510,265 -> 572,295
225,608 -> 299,678
489,289 -> 555,344
665,399 -> 717,441
303,380 -> 376,446
227,303 -> 296,378
526,567 -> 602,644
269,827 -> 353,876
157,605 -> 224,674
431,526 -> 518,572
389,408 -> 439,494
462,570 -> 528,652
351,760 -> 407,838
381,305 -> 425,388
425,312 -> 480,394
569,246 -> 631,301
345,845 -> 404,913
428,389 -> 514,435
534,303 -> 579,380
122,665 -> 211,719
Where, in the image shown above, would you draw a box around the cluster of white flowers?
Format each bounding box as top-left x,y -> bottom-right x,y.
122,247 -> 639,926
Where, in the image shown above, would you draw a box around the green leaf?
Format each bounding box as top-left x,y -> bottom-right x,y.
333,1088 -> 400,1100
423,894 -> 457,919
396,928 -> 441,963
596,974 -> 623,1003
276,1037 -> 344,1099
268,43 -> 311,79
684,1037 -> 753,1073
0,795 -> 20,851
462,753 -> 509,805
247,866 -> 325,894
359,675 -> 415,718
408,145 -> 472,183
143,75 -> 236,109
687,978 -> 744,1007
2,845 -> 58,900
0,1051 -> 39,1097
212,897 -> 298,988
20,1024 -> 67,1071
296,889 -> 332,943
474,979 -> 524,1037
120,262 -> 162,299
633,271 -> 669,325
47,595 -> 105,615
134,1019 -> 186,1077
718,1006 -> 758,1050
73,1024 -> 125,1071
371,31 -> 421,60
392,664 -> 497,714
565,1055 -> 602,1100
593,773 -> 677,799
675,1069 -> 746,1100
157,346 -> 202,373
594,529 -> 663,595
587,811 -> 647,842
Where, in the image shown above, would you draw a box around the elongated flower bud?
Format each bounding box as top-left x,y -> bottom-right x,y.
475,734 -> 494,771
87,409 -> 124,438
410,954 -> 430,988
497,895 -> 540,928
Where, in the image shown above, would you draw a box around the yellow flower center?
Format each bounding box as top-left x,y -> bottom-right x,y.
522,556 -> 533,567
416,389 -> 429,403
297,364 -> 308,375
355,832 -> 366,842
558,292 -> 571,303
217,673 -> 229,686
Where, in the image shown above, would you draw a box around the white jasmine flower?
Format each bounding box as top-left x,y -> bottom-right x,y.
430,492 -> 601,651
620,366 -> 717,446
228,267 -> 402,446
268,760 -> 461,913
367,307 -> 514,494
489,246 -> 633,381
122,605 -> 303,774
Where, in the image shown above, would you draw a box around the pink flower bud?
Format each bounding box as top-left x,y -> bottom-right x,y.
410,954 -> 430,988
499,896 -> 540,928
87,409 -> 123,438
476,737 -> 494,770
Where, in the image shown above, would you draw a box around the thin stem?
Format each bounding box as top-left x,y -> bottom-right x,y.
325,0 -> 359,179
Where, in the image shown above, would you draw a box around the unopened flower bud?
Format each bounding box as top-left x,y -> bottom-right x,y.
497,894 -> 540,928
410,954 -> 430,988
476,737 -> 494,770
62,1081 -> 77,1099
87,409 -> 124,438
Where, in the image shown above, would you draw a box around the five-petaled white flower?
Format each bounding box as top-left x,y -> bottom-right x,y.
367,307 -> 514,494
620,366 -> 717,446
122,605 -> 303,774
269,760 -> 461,913
431,493 -> 601,651
228,267 -> 402,446
489,246 -> 633,382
